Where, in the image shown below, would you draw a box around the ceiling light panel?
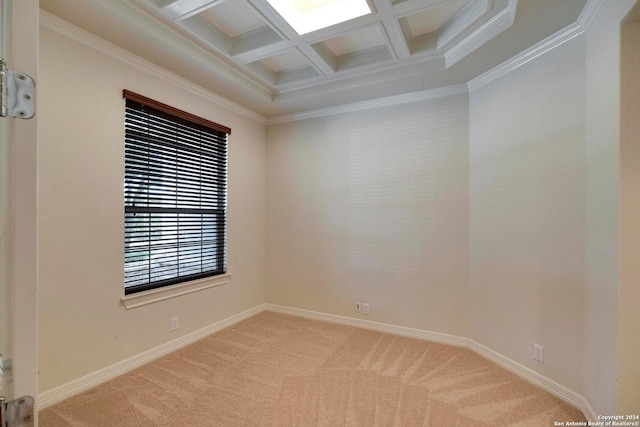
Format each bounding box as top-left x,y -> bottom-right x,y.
265,0 -> 372,34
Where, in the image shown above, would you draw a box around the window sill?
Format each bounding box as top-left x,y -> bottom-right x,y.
120,273 -> 231,310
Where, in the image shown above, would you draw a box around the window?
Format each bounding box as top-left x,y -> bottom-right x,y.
123,90 -> 230,295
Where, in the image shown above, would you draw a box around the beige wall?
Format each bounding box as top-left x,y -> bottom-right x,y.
266,96 -> 469,335
619,18 -> 640,413
583,0 -> 636,415
468,36 -> 586,392
37,27 -> 266,392
36,0 -> 640,412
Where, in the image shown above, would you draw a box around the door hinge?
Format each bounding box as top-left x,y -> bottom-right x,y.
0,59 -> 35,119
0,396 -> 34,427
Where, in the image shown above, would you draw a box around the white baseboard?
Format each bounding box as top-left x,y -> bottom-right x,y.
468,340 -> 585,411
39,302 -> 594,422
264,304 -> 469,347
38,303 -> 266,410
267,304 -> 593,420
580,396 -> 598,423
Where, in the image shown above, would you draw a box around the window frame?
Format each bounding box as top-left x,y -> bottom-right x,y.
122,90 -> 230,296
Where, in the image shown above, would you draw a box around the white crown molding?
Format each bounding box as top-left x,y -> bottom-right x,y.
39,10 -> 267,125
40,0 -> 602,123
467,0 -> 604,92
467,22 -> 584,92
576,0 -> 606,31
38,303 -> 267,410
266,84 -> 469,124
445,0 -> 518,68
270,0 -> 601,124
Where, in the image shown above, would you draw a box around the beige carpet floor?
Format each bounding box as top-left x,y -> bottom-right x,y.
40,311 -> 586,426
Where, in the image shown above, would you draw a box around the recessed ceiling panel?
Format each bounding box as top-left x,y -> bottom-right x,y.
199,0 -> 267,38
150,0 -> 175,7
312,25 -> 393,72
260,49 -> 310,72
323,25 -> 386,56
127,0 -> 521,92
405,0 -> 471,37
42,0 -> 591,116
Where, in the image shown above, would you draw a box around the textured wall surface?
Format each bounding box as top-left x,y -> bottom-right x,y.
38,26 -> 267,392
469,36 -> 586,393
267,96 -> 469,336
583,0 -> 636,414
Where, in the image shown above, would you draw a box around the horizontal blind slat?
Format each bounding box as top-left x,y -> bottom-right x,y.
124,95 -> 228,294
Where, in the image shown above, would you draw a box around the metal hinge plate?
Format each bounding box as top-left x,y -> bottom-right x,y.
0,396 -> 34,427
0,59 -> 35,119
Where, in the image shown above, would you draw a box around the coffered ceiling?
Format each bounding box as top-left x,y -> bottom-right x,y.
131,0 -> 509,91
40,0 -> 589,119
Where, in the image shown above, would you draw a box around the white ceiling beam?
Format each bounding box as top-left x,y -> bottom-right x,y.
231,39 -> 293,64
232,27 -> 285,55
371,0 -> 410,60
277,66 -> 320,85
308,43 -> 337,72
389,0 -> 461,18
180,13 -> 233,54
296,44 -> 337,76
273,53 -> 446,98
159,0 -> 227,21
335,45 -> 393,71
132,0 -> 519,97
438,0 -> 490,49
245,0 -> 298,40
445,0 -> 516,67
380,19 -> 411,60
298,13 -> 381,43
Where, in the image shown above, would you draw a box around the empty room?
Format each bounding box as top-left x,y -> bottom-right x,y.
1,0 -> 638,425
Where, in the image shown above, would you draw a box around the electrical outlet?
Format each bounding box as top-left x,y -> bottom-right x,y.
362,303 -> 369,315
170,316 -> 179,332
533,343 -> 544,363
355,302 -> 362,313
